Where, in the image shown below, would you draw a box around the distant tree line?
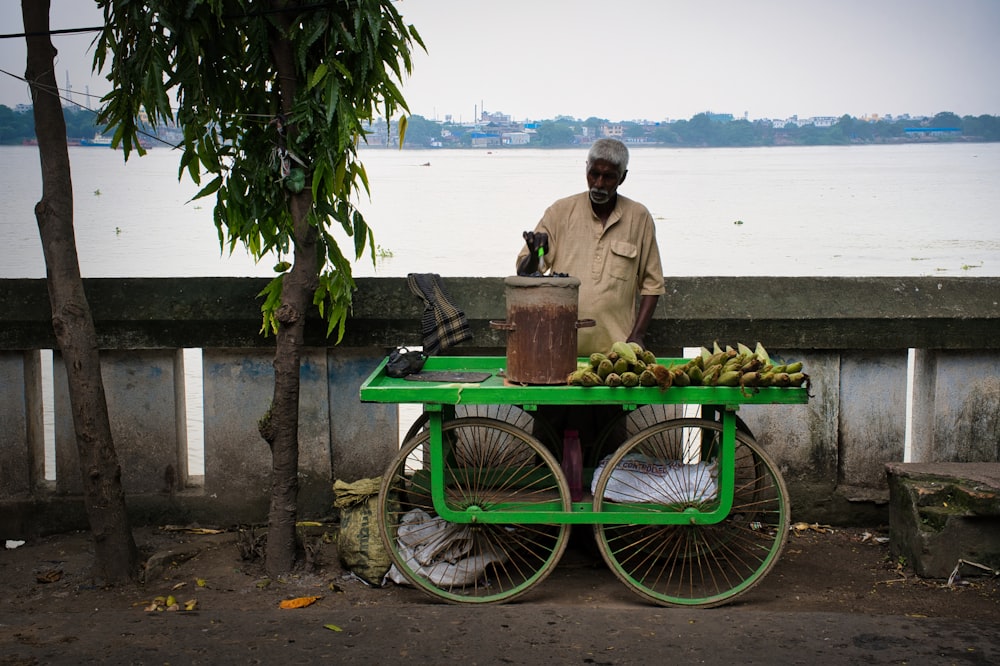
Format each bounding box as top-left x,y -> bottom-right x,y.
0,105 -> 101,144
382,111 -> 1000,148
3,105 -> 999,148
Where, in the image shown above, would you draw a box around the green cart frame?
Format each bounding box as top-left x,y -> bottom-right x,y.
360,355 -> 808,607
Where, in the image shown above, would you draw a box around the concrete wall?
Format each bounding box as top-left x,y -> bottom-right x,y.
1,276 -> 998,535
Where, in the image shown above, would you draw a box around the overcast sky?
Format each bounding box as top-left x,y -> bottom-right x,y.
2,0 -> 998,121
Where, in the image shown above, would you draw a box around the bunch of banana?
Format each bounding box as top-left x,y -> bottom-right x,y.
567,341 -> 679,390
668,341 -> 809,392
567,340 -> 809,392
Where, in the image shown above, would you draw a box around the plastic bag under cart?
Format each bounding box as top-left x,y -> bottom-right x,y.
592,453 -> 719,504
388,508 -> 511,587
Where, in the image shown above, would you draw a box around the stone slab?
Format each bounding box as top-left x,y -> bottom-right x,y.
886,462 -> 1000,578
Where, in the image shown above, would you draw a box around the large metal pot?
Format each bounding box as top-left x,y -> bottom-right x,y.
490,275 -> 595,385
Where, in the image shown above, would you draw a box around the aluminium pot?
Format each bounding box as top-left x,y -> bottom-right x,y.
490,275 -> 595,385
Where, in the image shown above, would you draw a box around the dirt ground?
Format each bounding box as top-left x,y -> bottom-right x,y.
2,522 -> 997,621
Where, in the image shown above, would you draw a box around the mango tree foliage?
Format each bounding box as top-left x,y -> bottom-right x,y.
95,0 -> 420,337
94,0 -> 422,575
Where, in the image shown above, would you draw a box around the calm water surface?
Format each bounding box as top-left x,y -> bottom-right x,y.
2,143 -> 998,279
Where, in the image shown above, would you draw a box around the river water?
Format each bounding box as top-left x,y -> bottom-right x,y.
3,143 -> 998,279
3,143 -> 998,477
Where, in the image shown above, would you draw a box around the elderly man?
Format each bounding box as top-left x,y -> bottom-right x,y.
516,138 -> 665,456
517,138 -> 664,355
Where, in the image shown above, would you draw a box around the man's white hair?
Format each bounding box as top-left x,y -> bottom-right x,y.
587,138 -> 629,176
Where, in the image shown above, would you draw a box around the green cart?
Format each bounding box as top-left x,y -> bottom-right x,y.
360,355 -> 809,607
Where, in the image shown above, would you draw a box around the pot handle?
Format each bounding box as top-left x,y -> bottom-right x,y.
576,318 -> 596,329
490,320 -> 515,331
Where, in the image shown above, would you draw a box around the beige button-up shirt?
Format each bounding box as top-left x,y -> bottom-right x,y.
517,192 -> 665,355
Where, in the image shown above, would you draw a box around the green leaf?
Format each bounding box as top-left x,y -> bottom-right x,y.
325,77 -> 339,124
352,211 -> 369,260
308,63 -> 329,90
191,175 -> 223,202
257,276 -> 284,336
285,169 -> 306,193
186,153 -> 200,184
396,115 -> 408,147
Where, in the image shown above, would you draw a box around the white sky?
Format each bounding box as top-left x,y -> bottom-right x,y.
2,0 -> 999,121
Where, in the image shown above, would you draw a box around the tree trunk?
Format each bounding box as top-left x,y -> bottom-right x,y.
262,198 -> 317,577
261,2 -> 318,577
22,0 -> 138,583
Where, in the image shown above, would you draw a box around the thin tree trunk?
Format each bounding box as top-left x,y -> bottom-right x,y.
22,0 -> 138,583
260,1 -> 318,576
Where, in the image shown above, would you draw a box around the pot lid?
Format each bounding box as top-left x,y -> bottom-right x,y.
504,274 -> 580,288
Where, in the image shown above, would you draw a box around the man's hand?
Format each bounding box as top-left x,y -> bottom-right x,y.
522,231 -> 549,256
517,231 -> 550,275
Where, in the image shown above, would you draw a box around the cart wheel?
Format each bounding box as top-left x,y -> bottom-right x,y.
379,417 -> 571,604
591,417 -> 789,608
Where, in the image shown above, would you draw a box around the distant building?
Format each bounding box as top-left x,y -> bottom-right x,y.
773,115 -> 837,128
809,116 -> 837,127
501,132 -> 530,145
470,131 -> 501,147
904,127 -> 961,137
481,110 -> 511,124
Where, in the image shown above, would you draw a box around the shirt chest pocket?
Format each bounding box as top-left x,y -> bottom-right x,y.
608,240 -> 638,281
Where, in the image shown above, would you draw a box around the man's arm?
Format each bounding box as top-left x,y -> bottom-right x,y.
627,294 -> 659,347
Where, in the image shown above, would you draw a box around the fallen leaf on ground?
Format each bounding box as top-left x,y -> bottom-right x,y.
791,522 -> 833,535
279,596 -> 322,609
324,624 -> 343,632
144,595 -> 199,612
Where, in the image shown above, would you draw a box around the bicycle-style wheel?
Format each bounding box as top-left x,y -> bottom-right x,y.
379,417 -> 571,603
592,418 -> 789,607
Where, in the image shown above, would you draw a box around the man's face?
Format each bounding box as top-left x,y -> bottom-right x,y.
587,159 -> 626,205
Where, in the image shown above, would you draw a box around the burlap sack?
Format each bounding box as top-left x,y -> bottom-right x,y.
333,477 -> 391,586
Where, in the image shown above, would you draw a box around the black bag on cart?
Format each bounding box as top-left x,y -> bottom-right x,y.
386,346 -> 428,378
